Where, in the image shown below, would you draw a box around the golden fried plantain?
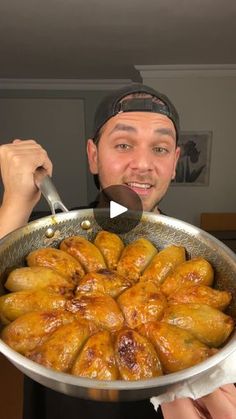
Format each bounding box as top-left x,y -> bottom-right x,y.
66,293 -> 124,332
0,289 -> 67,324
27,248 -> 85,283
94,231 -> 125,270
161,257 -> 214,296
3,233 -> 234,381
139,321 -> 215,373
140,245 -> 186,285
75,269 -> 132,298
114,329 -> 162,380
72,330 -> 119,380
168,284 -> 232,311
162,303 -> 234,347
5,266 -> 75,295
117,238 -> 157,283
117,281 -> 167,328
28,320 -> 92,372
60,236 -> 106,273
1,309 -> 75,354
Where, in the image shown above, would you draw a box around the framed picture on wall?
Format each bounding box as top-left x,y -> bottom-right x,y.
172,131 -> 212,186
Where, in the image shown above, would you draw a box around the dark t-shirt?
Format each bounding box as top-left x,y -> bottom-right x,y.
24,203 -> 164,419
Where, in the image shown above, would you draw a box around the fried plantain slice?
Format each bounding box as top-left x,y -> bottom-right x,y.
168,284 -> 232,311
75,269 -> 132,298
139,321 -> 216,373
72,330 -> 119,380
66,293 -> 124,332
60,235 -> 106,273
117,281 -> 167,328
94,230 -> 125,270
0,289 -> 67,324
117,238 -> 157,283
26,247 -> 85,284
5,266 -> 75,295
114,328 -> 162,380
161,257 -> 214,296
28,319 -> 92,372
140,245 -> 186,285
162,303 -> 234,347
1,309 -> 75,354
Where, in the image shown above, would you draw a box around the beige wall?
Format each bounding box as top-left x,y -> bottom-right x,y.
140,73 -> 236,226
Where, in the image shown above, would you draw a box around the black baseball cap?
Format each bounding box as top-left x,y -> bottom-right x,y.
92,83 -> 180,143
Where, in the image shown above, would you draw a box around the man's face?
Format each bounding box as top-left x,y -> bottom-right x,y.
87,111 -> 180,212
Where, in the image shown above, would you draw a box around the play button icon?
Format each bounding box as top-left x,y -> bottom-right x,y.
93,185 -> 143,234
110,201 -> 127,218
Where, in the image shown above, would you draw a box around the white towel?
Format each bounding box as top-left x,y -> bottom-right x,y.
150,350 -> 236,411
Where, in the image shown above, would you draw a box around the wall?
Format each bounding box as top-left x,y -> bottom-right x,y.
139,68 -> 236,226
0,88 -> 109,210
0,97 -> 88,210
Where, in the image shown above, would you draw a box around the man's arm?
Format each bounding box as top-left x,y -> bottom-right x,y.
0,139 -> 53,239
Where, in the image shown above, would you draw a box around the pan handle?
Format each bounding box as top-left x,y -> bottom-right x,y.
34,168 -> 69,215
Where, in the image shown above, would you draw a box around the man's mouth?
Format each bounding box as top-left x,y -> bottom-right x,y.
125,182 -> 153,196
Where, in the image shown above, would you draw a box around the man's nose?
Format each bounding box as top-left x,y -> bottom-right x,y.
129,148 -> 153,171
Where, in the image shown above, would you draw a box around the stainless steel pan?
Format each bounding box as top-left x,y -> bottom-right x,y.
0,175 -> 236,401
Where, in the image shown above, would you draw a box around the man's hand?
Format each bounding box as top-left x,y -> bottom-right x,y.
161,384 -> 236,419
0,139 -> 52,207
0,139 -> 53,238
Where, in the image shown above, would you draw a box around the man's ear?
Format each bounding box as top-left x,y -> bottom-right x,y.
172,146 -> 181,179
87,139 -> 98,174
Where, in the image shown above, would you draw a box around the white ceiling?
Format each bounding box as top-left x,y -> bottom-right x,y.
0,0 -> 236,81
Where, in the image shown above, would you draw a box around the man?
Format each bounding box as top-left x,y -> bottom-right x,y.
0,83 -> 236,419
86,84 -> 180,213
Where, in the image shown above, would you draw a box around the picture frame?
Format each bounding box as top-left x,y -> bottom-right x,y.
172,131 -> 212,186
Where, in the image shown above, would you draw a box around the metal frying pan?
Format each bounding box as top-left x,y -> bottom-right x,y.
0,173 -> 236,401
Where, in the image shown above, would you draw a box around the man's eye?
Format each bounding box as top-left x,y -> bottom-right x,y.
115,143 -> 131,150
153,146 -> 169,154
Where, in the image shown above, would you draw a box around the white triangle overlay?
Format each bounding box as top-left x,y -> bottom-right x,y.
110,201 -> 128,219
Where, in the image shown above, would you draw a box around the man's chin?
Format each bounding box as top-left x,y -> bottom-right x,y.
139,198 -> 159,213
